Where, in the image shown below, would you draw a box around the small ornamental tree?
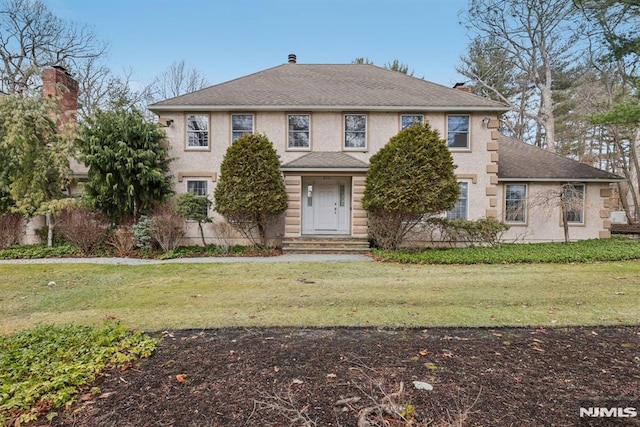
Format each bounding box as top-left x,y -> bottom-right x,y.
362,123 -> 459,249
75,107 -> 173,223
175,191 -> 212,246
214,134 -> 288,247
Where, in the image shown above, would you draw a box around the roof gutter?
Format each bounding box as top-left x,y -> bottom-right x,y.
149,105 -> 509,113
498,177 -> 625,183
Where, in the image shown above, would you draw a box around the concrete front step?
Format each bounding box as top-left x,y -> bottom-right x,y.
282,237 -> 370,254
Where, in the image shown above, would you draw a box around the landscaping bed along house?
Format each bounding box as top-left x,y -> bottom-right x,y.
16,326 -> 640,427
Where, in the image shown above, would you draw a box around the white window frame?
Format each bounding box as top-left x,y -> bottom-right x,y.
401,114 -> 424,130
344,114 -> 367,150
562,184 -> 585,225
447,114 -> 470,150
446,181 -> 469,220
505,184 -> 527,224
231,114 -> 254,142
287,114 -> 311,150
185,179 -> 209,218
186,114 -> 209,149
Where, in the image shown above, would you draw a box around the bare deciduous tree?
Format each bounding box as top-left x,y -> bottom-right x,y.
150,59 -> 209,101
458,0 -> 582,149
0,0 -> 106,95
530,184 -> 585,243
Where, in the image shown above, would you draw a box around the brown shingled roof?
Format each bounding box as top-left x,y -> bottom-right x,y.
497,135 -> 623,182
149,63 -> 508,112
282,152 -> 369,171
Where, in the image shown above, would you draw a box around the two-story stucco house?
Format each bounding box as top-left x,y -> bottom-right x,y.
149,55 -> 622,250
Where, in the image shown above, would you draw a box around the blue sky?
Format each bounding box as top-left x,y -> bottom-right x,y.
44,0 -> 472,90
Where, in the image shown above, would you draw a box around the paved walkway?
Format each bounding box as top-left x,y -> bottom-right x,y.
0,253 -> 373,265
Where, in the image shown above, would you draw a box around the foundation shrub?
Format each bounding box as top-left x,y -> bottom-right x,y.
56,206 -> 109,255
0,213 -> 25,248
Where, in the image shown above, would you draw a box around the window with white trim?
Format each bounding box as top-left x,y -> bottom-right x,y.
401,114 -> 424,129
344,114 -> 367,149
562,184 -> 585,224
231,114 -> 253,142
446,182 -> 469,220
186,179 -> 209,217
288,114 -> 310,149
186,114 -> 209,148
505,184 -> 527,223
447,114 -> 470,149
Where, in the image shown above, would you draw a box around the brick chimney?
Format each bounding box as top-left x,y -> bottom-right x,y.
42,65 -> 78,124
453,82 -> 472,93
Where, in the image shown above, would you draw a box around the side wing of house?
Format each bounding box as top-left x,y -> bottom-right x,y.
496,136 -> 623,243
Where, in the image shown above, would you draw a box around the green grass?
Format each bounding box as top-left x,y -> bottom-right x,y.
1,260 -> 639,333
372,238 -> 640,264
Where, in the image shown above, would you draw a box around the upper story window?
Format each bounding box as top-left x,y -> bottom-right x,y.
186,114 -> 209,148
446,182 -> 469,220
401,114 -> 424,129
562,184 -> 585,224
447,114 -> 470,149
231,114 -> 253,142
344,114 -> 367,149
288,114 -> 310,149
505,184 -> 527,223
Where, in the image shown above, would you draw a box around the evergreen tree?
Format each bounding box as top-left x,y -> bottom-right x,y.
214,134 -> 287,247
75,107 -> 173,222
362,123 -> 459,249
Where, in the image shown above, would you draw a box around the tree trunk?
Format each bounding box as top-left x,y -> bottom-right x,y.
46,213 -> 54,247
198,221 -> 206,247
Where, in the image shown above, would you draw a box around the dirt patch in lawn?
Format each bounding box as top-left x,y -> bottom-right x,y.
44,326 -> 639,426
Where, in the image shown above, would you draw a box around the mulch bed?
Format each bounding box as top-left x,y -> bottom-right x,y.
43,326 -> 639,426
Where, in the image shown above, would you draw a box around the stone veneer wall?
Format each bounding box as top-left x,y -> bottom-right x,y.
284,175 -> 302,237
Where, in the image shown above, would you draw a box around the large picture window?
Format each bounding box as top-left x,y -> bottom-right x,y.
562,184 -> 585,224
446,182 -> 468,220
288,114 -> 310,149
186,114 -> 209,148
231,114 -> 253,142
344,114 -> 367,149
447,115 -> 469,149
505,184 -> 527,223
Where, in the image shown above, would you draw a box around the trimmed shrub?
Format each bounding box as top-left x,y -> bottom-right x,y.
362,123 -> 458,249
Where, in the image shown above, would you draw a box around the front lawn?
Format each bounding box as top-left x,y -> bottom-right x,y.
1,260 -> 639,334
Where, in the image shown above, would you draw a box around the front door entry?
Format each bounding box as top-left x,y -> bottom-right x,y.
313,183 -> 339,230
302,177 -> 351,235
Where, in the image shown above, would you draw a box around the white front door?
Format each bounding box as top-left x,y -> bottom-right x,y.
302,177 -> 351,235
313,183 -> 339,230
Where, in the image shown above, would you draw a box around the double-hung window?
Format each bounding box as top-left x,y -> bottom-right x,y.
186,114 -> 209,148
344,114 -> 367,149
186,180 -> 209,218
401,114 -> 424,129
447,115 -> 470,149
446,182 -> 469,220
288,114 -> 310,149
505,184 -> 527,223
231,114 -> 253,142
562,184 -> 585,224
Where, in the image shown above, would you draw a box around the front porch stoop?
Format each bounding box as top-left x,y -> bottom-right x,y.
282,236 -> 370,254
